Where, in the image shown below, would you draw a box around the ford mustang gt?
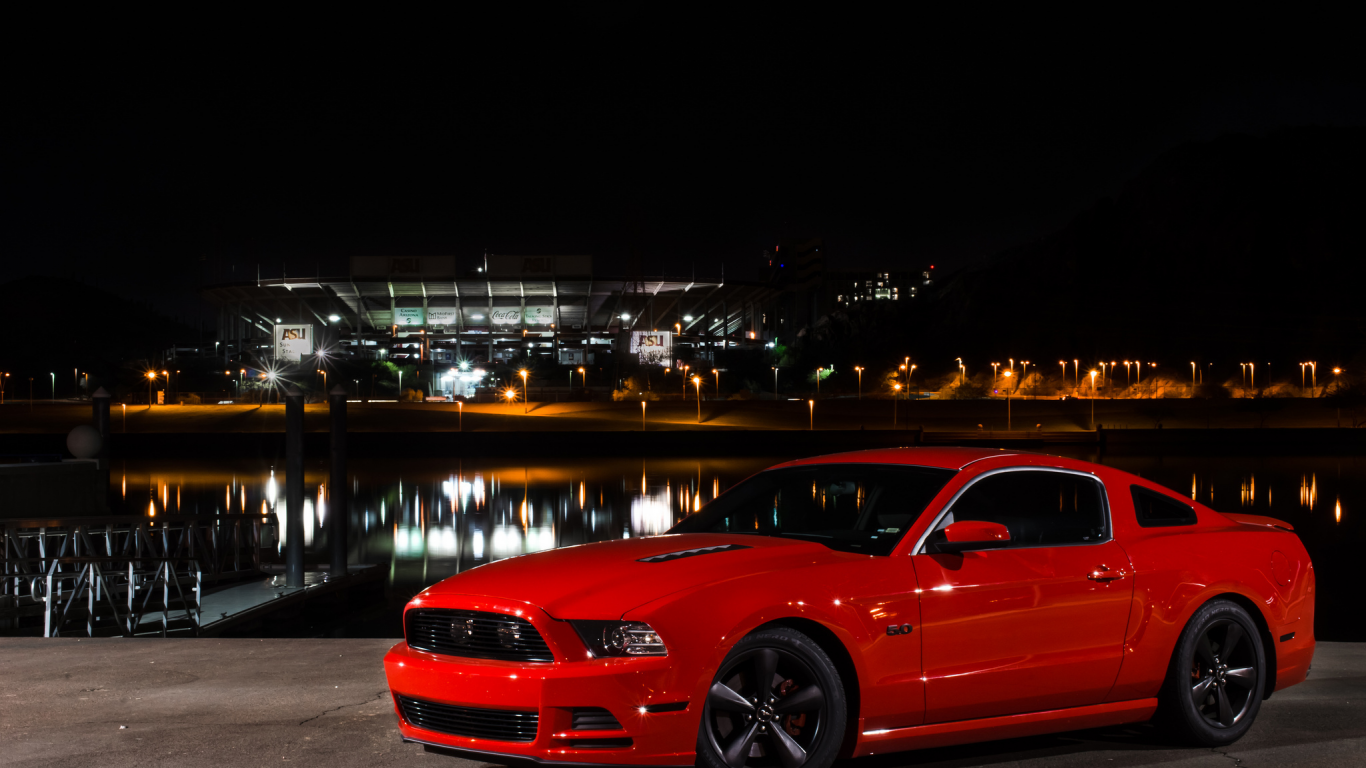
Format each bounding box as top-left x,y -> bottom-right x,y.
384,447 -> 1315,768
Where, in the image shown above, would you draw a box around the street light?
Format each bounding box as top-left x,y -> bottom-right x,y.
519,370 -> 529,414
816,367 -> 824,398
854,366 -> 863,399
693,375 -> 702,422
146,371 -> 156,407
712,368 -> 719,399
772,367 -> 780,401
808,399 -> 814,431
578,367 -> 587,389
49,372 -> 54,402
893,383 -> 901,427
457,401 -> 463,431
641,400 -> 647,431
1002,370 -> 1013,430
1059,361 -> 1067,390
1089,370 -> 1098,429
991,362 -> 1000,390
1074,359 -> 1080,388
681,365 -> 690,398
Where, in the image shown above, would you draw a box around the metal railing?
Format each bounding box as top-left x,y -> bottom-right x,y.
2,513 -> 272,636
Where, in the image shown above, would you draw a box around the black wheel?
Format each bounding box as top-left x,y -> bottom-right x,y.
1157,600 -> 1266,746
697,627 -> 847,768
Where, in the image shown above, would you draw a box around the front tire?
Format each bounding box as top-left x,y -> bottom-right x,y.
1156,599 -> 1266,746
697,627 -> 847,768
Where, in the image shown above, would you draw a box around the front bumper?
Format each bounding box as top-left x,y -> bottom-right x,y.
384,601 -> 699,766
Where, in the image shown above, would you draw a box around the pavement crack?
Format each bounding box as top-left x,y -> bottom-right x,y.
1212,746 -> 1244,767
299,690 -> 389,726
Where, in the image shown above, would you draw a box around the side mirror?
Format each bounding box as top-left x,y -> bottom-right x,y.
925,520 -> 1011,554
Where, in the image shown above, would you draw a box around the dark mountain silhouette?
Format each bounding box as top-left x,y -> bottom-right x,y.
0,276 -> 197,388
919,127 -> 1366,367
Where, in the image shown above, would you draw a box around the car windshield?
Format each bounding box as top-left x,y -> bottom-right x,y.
668,464 -> 956,555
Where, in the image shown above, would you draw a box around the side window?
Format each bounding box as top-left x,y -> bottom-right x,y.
1131,485 -> 1198,527
936,470 -> 1109,548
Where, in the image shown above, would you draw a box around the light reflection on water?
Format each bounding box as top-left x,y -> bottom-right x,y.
108,451 -> 1363,640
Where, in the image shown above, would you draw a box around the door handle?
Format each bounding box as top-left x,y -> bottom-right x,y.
1088,566 -> 1125,582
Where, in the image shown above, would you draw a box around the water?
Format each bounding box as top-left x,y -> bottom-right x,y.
106,451 -> 1363,640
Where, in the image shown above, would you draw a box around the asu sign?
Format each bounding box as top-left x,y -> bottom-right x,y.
275,324 -> 313,362
630,331 -> 672,366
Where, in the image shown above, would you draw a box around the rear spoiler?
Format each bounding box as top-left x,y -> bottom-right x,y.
1223,512 -> 1294,531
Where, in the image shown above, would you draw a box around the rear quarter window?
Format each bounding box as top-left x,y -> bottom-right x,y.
1131,485 -> 1198,528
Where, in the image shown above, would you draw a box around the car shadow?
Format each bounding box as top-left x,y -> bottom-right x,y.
840,722 -> 1178,768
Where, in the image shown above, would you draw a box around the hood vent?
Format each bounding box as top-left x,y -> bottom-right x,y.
638,544 -> 751,563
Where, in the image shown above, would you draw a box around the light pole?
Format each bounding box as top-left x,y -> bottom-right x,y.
816,367 -> 823,398
1059,361 -> 1067,392
956,357 -> 964,384
1074,359 -> 1080,388
458,401 -> 463,431
1135,361 -> 1142,387
772,367 -> 779,401
353,379 -> 359,399
49,372 -> 54,402
398,369 -> 404,399
1310,362 -> 1317,395
1249,362 -> 1255,392
146,371 -> 156,408
1019,361 -> 1029,397
681,365 -> 690,398
579,367 -> 587,389
991,362 -> 999,390
520,370 -> 528,414
854,366 -> 863,399
893,383 -> 901,427
1002,370 -> 1013,430
1089,370 -> 1098,428
808,399 -> 814,431
693,376 -> 702,422
712,369 -> 719,400
641,400 -> 647,431
1300,362 -> 1307,392
1192,362 -> 1197,395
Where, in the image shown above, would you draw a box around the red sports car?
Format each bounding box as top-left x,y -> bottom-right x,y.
384,448 -> 1315,768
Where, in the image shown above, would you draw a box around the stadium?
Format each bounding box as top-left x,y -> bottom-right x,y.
200,256 -> 779,398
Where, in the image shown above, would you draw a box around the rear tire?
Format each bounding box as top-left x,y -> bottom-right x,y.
1156,599 -> 1266,746
697,627 -> 847,768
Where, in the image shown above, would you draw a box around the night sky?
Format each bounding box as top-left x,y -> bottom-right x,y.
3,11 -> 1364,319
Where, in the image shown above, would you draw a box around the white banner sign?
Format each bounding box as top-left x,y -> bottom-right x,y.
394,307 -> 425,326
426,307 -> 458,326
630,331 -> 672,366
488,307 -> 556,326
490,308 -> 522,325
275,324 -> 313,362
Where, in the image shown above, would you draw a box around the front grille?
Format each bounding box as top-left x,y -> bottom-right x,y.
572,707 -> 623,731
406,608 -> 554,662
396,695 -> 538,742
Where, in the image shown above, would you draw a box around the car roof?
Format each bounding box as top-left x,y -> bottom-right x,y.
773,446 -> 1026,471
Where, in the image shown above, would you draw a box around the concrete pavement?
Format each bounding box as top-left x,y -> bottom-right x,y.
0,638 -> 1361,768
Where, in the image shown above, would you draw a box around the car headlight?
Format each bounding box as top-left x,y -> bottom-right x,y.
569,620 -> 667,657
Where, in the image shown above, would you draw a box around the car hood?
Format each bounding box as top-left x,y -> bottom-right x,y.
420,533 -> 840,619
